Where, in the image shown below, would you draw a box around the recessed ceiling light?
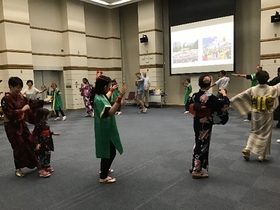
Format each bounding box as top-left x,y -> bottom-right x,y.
111,0 -> 131,6
89,0 -> 109,5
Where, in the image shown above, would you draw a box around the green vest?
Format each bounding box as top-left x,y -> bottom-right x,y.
184,84 -> 192,104
251,73 -> 258,87
50,88 -> 63,110
94,94 -> 123,158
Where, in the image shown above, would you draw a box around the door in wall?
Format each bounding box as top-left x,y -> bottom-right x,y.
33,70 -> 65,109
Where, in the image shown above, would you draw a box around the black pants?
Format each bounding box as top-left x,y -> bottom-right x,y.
100,141 -> 116,179
185,102 -> 189,111
55,108 -> 65,117
247,113 -> 251,121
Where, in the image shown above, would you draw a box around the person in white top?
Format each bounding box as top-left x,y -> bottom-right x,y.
142,71 -> 151,108
22,80 -> 46,100
210,70 -> 230,98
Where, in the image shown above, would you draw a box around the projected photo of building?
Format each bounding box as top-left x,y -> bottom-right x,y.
172,40 -> 198,64
202,36 -> 232,61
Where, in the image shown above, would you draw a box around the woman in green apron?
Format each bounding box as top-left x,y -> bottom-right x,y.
93,75 -> 127,183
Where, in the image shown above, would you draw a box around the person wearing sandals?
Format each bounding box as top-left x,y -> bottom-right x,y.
231,70 -> 280,162
92,75 -> 127,183
33,108 -> 60,178
47,82 -> 67,121
80,78 -> 94,117
1,77 -> 44,177
188,75 -> 229,179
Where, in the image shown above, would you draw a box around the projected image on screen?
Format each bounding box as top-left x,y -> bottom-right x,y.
202,36 -> 232,61
170,16 -> 234,75
173,40 -> 198,64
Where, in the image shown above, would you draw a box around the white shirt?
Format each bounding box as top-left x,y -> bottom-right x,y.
215,76 -> 230,90
23,87 -> 39,99
144,76 -> 150,89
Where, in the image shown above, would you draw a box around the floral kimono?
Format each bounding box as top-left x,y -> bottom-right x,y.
1,93 -> 44,169
189,90 -> 229,173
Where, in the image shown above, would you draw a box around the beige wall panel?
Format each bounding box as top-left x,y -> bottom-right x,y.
138,0 -> 155,31
107,39 -> 121,57
87,59 -> 121,68
261,10 -> 280,39
261,41 -> 280,54
0,23 -> 5,50
68,33 -> 87,55
65,0 -> 85,32
140,54 -> 163,66
32,56 -> 64,68
139,32 -> 157,53
2,0 -> 29,22
107,9 -> 121,37
6,52 -> 32,64
67,56 -> 88,66
84,4 -> 108,37
28,0 -> 62,30
62,33 -> 70,54
154,0 -> 163,30
0,0 -> 4,19
261,0 -> 280,8
86,38 -> 108,57
5,23 -> 32,51
30,30 -> 63,54
261,59 -> 280,77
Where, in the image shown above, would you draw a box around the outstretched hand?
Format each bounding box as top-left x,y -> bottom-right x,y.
219,89 -> 226,96
53,132 -> 60,136
119,86 -> 127,97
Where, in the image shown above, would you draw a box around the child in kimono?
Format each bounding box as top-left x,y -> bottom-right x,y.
231,70 -> 280,162
33,108 -> 60,178
92,75 -> 127,183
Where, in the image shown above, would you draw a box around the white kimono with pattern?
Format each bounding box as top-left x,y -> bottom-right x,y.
230,84 -> 280,156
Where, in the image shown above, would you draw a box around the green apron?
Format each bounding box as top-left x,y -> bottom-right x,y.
94,94 -> 123,158
50,88 -> 63,110
184,84 -> 192,104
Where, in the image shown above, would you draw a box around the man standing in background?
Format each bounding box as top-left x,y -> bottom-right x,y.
210,70 -> 230,98
135,72 -> 147,113
232,65 -> 263,121
142,71 -> 151,108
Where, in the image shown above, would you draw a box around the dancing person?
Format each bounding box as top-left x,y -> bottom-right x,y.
110,79 -> 122,115
182,78 -> 192,114
210,70 -> 230,98
47,82 -> 67,121
33,108 -> 60,178
142,71 -> 151,108
231,70 -> 280,161
188,75 -> 229,179
232,65 -> 263,121
135,72 -> 147,113
1,77 -> 44,177
22,80 -> 46,100
92,75 -> 127,183
80,78 -> 94,117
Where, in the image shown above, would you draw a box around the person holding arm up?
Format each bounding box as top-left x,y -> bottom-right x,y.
92,75 -> 127,183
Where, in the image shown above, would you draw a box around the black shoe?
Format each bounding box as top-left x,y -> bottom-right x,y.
277,123 -> 280,128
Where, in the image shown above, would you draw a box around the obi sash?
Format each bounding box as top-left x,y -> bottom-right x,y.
251,95 -> 274,111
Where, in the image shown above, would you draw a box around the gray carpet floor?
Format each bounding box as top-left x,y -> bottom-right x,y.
1,106 -> 280,210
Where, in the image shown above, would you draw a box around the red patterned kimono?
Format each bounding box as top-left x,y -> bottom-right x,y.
1,92 -> 44,169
